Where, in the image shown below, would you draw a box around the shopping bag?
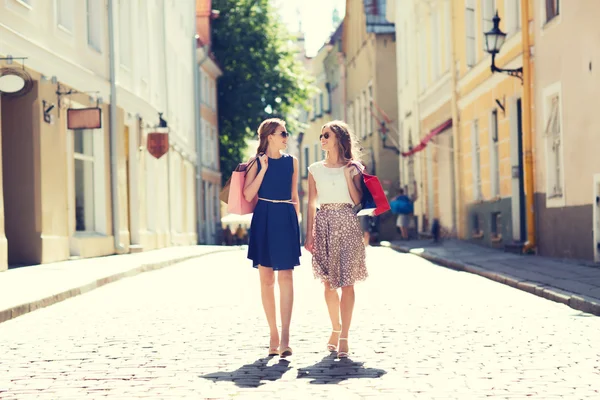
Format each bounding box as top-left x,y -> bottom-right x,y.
219,157 -> 259,215
353,164 -> 391,216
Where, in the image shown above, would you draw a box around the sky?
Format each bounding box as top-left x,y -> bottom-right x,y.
272,0 -> 346,57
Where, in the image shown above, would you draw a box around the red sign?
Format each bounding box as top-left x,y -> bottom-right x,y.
67,108 -> 102,129
147,132 -> 169,159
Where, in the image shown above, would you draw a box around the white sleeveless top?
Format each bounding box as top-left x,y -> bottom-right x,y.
308,161 -> 360,205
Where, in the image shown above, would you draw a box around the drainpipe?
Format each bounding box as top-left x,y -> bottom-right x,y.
449,0 -> 462,237
107,0 -> 125,253
521,0 -> 536,253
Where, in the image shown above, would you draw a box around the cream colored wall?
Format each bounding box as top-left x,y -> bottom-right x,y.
533,1 -> 600,206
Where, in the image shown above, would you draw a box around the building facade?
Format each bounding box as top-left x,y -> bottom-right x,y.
453,0 -> 530,249
343,0 -> 399,240
196,0 -> 223,245
0,0 -> 206,271
533,1 -> 600,261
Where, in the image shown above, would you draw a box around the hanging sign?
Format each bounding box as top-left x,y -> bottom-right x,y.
67,107 -> 102,130
147,132 -> 169,159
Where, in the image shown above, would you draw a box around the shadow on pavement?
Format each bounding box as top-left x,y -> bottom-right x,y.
201,356 -> 292,388
297,353 -> 386,384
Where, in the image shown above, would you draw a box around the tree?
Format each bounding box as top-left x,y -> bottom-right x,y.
211,0 -> 313,185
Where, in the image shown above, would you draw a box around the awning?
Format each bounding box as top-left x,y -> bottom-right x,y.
401,119 -> 452,157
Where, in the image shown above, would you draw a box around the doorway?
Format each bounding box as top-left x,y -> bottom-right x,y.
1,89 -> 41,267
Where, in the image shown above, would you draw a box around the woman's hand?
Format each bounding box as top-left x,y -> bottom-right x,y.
344,161 -> 356,178
258,154 -> 269,171
304,235 -> 314,253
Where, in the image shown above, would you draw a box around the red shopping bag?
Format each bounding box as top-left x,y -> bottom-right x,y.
352,164 -> 391,216
220,158 -> 258,215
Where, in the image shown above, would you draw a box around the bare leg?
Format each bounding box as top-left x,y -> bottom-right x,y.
278,269 -> 294,350
400,227 -> 408,240
339,285 -> 356,354
363,231 -> 370,246
258,266 -> 279,351
324,281 -> 342,348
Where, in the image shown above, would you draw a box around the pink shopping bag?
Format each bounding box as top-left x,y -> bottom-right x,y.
226,159 -> 258,215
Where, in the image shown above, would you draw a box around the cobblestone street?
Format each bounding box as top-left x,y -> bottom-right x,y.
1,247 -> 599,399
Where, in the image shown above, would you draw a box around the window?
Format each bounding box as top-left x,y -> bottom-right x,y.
444,1 -> 452,69
362,91 -> 367,139
489,109 -> 500,197
86,0 -> 103,52
203,74 -> 209,105
465,0 -> 476,68
403,22 -> 409,85
504,0 -> 521,35
311,98 -> 317,121
545,0 -> 559,22
431,9 -> 440,78
471,120 -> 482,200
303,146 -> 309,178
368,85 -> 373,135
491,212 -> 502,239
481,0 -> 496,35
419,29 -> 427,88
57,0 -> 74,32
119,0 -> 131,67
472,213 -> 481,234
74,130 -> 95,231
545,92 -> 563,199
319,92 -> 324,117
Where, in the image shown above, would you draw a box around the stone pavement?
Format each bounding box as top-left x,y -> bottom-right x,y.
0,245 -> 236,324
0,248 -> 599,399
387,239 -> 600,317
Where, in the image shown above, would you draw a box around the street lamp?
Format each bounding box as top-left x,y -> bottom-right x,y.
484,12 -> 523,82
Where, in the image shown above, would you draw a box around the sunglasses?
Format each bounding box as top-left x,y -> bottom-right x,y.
273,131 -> 291,138
319,133 -> 330,140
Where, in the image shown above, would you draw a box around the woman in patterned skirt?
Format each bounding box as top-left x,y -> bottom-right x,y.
304,120 -> 368,359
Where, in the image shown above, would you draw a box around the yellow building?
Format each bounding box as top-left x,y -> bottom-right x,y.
453,0 -> 534,249
343,0 -> 399,240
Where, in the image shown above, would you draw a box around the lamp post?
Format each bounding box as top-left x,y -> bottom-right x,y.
484,7 -> 535,253
483,12 -> 523,82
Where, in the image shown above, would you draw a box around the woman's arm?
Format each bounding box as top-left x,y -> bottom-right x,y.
304,171 -> 318,252
242,155 -> 267,202
344,164 -> 363,206
291,157 -> 300,215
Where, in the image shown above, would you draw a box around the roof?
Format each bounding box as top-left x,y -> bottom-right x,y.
363,0 -> 395,34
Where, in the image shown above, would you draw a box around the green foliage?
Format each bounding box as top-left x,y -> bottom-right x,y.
211,0 -> 314,185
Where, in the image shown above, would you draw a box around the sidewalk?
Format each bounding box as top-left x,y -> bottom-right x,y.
387,239 -> 600,316
0,245 -> 237,324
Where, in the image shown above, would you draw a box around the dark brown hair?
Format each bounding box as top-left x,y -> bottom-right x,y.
256,118 -> 285,154
321,120 -> 361,162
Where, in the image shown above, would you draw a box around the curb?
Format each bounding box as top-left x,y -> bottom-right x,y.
0,247 -> 237,325
388,243 -> 600,317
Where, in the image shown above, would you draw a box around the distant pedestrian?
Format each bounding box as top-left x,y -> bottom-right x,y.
304,120 -> 368,359
391,186 -> 417,240
244,118 -> 301,358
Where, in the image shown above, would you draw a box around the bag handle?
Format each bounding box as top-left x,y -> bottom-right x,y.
243,154 -> 261,177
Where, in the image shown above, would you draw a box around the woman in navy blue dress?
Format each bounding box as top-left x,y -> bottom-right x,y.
243,118 -> 301,358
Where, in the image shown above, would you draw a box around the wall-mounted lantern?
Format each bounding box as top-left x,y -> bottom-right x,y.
484,12 -> 523,82
0,56 -> 34,98
147,112 -> 169,159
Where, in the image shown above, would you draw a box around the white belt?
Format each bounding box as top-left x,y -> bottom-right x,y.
258,198 -> 296,204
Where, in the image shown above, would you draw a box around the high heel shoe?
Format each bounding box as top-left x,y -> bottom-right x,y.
279,347 -> 293,357
327,330 -> 342,352
268,347 -> 279,357
337,338 -> 349,358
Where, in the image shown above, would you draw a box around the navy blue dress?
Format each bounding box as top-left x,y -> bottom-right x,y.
247,154 -> 301,270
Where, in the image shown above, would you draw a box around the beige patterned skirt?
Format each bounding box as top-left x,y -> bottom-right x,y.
312,203 -> 368,289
